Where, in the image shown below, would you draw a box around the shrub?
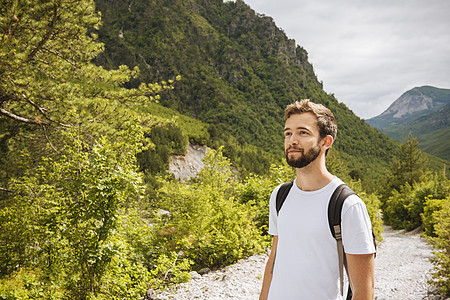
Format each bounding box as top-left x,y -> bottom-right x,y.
235,163 -> 294,235
136,122 -> 188,174
0,124 -> 145,299
422,197 -> 447,237
0,268 -> 64,300
155,147 -> 265,270
428,199 -> 450,297
383,175 -> 449,231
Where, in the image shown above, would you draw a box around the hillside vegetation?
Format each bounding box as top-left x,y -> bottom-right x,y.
93,0 -> 401,182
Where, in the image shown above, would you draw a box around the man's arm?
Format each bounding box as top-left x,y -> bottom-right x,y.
346,253 -> 375,300
259,235 -> 278,300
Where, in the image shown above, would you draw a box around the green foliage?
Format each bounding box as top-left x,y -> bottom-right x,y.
148,252 -> 192,288
381,134 -> 428,203
1,0 -> 193,297
422,197 -> 447,237
426,199 -> 450,297
155,147 -> 266,270
383,174 -> 449,230
99,252 -> 153,300
0,0 -> 173,131
0,124 -> 144,298
137,122 -> 188,174
111,212 -> 193,292
141,102 -> 210,146
0,268 -> 64,300
235,163 -> 295,234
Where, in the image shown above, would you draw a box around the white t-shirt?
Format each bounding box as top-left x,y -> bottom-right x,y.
268,177 -> 376,300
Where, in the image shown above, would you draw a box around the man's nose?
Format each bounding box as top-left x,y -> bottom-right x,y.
287,134 -> 298,145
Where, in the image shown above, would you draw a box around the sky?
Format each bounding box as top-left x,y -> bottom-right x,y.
242,0 -> 450,119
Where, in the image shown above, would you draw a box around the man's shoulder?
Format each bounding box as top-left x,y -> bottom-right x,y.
341,193 -> 368,219
272,181 -> 293,195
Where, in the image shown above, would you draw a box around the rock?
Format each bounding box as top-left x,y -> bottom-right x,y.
190,271 -> 201,280
169,145 -> 208,180
144,288 -> 157,300
198,267 -> 211,275
427,287 -> 445,300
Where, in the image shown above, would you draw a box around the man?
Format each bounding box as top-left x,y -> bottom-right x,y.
259,99 -> 376,299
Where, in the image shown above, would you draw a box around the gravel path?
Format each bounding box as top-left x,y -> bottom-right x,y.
156,226 -> 438,299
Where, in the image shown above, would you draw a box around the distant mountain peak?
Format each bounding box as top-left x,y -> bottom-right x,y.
367,85 -> 450,161
382,88 -> 433,118
380,86 -> 448,119
368,86 -> 450,125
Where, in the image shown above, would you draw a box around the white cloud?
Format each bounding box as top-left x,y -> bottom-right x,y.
243,0 -> 450,119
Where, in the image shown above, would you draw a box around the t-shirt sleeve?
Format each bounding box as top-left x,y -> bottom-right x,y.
341,194 -> 377,254
268,185 -> 281,236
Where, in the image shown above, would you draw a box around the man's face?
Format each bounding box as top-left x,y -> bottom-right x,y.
284,112 -> 322,169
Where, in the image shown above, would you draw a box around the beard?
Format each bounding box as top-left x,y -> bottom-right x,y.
285,142 -> 321,169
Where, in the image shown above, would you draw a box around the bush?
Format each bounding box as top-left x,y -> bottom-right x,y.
111,212 -> 193,292
0,124 -> 145,299
136,122 -> 188,174
0,268 -> 64,300
428,199 -> 450,297
383,184 -> 414,230
422,197 -> 447,237
155,147 -> 265,270
383,175 -> 449,231
235,163 -> 295,235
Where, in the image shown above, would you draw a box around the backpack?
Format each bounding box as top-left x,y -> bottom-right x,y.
275,181 -> 376,299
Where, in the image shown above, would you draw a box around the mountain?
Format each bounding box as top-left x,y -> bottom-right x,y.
92,0 -> 436,181
367,86 -> 450,161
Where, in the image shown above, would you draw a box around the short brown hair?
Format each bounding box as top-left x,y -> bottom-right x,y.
284,99 -> 337,140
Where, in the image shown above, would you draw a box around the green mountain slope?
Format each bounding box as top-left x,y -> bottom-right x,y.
92,0 -> 413,180
368,86 -> 450,161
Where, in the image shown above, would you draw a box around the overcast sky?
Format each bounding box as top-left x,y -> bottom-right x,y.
243,0 -> 450,119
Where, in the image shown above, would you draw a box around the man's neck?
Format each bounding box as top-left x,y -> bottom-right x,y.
294,160 -> 334,192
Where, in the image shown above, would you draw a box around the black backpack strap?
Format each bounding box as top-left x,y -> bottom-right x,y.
328,184 -> 355,238
276,181 -> 294,215
328,184 -> 356,298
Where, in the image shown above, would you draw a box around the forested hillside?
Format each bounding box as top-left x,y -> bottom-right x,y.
93,0 -> 398,181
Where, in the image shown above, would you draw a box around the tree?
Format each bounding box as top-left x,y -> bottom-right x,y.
0,0 -> 170,128
383,134 -> 428,198
0,126 -> 144,298
0,0 -> 178,298
0,0 -> 179,191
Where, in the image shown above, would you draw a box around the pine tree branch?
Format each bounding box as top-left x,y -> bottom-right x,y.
41,124 -> 60,153
0,107 -> 48,125
25,97 -> 70,127
27,2 -> 60,61
0,187 -> 14,193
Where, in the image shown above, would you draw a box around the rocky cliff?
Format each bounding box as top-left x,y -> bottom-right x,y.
169,145 -> 209,180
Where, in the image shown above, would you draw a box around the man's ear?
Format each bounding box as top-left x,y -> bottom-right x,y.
322,135 -> 334,150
